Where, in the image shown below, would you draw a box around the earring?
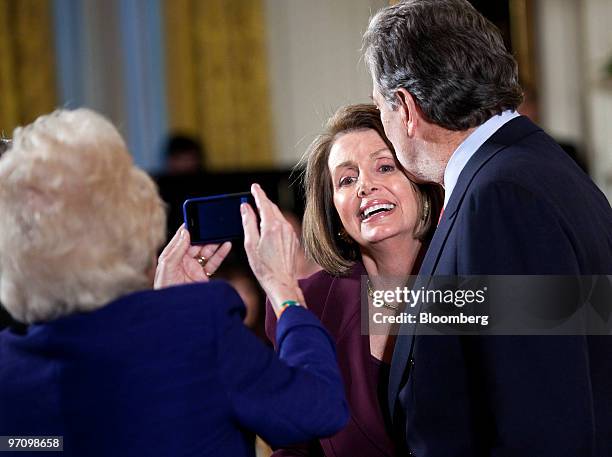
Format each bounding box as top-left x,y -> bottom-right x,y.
421,196 -> 430,221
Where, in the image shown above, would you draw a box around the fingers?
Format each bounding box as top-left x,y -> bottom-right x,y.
202,241 -> 232,276
251,183 -> 291,250
158,226 -> 189,268
251,183 -> 282,227
181,241 -> 232,282
183,257 -> 209,283
247,183 -> 297,256
159,226 -> 185,259
241,201 -> 260,259
154,226 -> 192,289
194,243 -> 223,261
186,244 -> 204,258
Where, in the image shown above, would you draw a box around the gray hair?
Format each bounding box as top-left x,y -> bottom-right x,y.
363,0 -> 523,130
0,109 -> 166,323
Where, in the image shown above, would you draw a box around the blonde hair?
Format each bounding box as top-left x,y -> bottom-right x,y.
0,109 -> 166,323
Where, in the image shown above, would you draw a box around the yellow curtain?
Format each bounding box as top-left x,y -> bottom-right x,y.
509,0 -> 536,90
0,0 -> 56,137
164,0 -> 274,171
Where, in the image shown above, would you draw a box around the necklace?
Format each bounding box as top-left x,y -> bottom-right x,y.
367,279 -> 399,310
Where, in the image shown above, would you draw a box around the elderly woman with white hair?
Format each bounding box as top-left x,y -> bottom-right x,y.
0,109 -> 347,457
0,138 -> 17,332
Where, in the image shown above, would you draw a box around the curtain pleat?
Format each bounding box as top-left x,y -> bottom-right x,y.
0,0 -> 56,136
164,0 -> 274,170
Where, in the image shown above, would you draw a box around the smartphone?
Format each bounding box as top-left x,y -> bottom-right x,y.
183,192 -> 254,244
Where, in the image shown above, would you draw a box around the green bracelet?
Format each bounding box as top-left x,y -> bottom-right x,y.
278,300 -> 301,317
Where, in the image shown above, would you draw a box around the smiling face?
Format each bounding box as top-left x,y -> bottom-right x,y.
328,128 -> 419,249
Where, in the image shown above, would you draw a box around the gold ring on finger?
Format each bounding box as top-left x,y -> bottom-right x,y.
197,256 -> 208,267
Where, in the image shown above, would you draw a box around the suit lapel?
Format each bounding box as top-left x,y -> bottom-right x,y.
388,116 -> 542,420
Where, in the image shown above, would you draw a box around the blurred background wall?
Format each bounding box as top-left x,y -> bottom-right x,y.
0,1 -> 57,135
535,0 -> 612,201
264,0 -> 387,167
0,0 -> 610,199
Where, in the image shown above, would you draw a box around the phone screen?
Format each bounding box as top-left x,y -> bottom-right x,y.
183,192 -> 253,244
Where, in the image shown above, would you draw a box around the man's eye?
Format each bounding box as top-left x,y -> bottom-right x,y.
379,165 -> 394,173
339,176 -> 356,187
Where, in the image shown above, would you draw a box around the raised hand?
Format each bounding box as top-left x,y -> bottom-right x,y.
241,183 -> 305,316
154,226 -> 232,289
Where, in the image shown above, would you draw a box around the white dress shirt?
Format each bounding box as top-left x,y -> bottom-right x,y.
443,110 -> 520,208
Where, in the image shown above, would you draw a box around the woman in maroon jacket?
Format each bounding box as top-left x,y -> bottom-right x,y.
266,104 -> 442,457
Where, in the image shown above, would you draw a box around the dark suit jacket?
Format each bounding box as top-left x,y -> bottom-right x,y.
389,116 -> 612,457
266,265 -> 397,457
0,282 -> 348,457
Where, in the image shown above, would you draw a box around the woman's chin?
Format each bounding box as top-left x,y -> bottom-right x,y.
359,228 -> 407,246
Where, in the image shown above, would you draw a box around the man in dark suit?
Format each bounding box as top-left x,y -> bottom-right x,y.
363,1 -> 612,456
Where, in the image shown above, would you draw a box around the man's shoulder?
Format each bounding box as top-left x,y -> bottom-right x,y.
469,127 -> 593,202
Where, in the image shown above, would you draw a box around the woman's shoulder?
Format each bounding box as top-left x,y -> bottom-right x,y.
299,262 -> 364,288
298,269 -> 335,292
138,281 -> 239,303
39,282 -> 245,354
116,281 -> 245,323
298,263 -> 364,318
265,263 -> 365,344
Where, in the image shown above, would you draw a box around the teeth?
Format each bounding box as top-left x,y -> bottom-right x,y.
362,203 -> 395,219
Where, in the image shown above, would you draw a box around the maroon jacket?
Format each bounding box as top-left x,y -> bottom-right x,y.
266,263 -> 397,457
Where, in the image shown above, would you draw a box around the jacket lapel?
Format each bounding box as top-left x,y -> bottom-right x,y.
388,116 -> 542,420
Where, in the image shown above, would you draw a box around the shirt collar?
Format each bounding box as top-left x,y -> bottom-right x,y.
443,110 -> 520,208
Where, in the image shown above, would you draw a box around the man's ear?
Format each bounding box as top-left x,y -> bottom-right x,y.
396,88 -> 419,138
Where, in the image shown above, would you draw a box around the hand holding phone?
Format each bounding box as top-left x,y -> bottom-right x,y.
241,184 -> 306,315
154,226 -> 232,289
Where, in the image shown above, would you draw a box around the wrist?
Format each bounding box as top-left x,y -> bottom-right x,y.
267,284 -> 306,317
277,300 -> 302,318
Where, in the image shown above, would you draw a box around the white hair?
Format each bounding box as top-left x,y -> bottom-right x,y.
0,109 -> 166,323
